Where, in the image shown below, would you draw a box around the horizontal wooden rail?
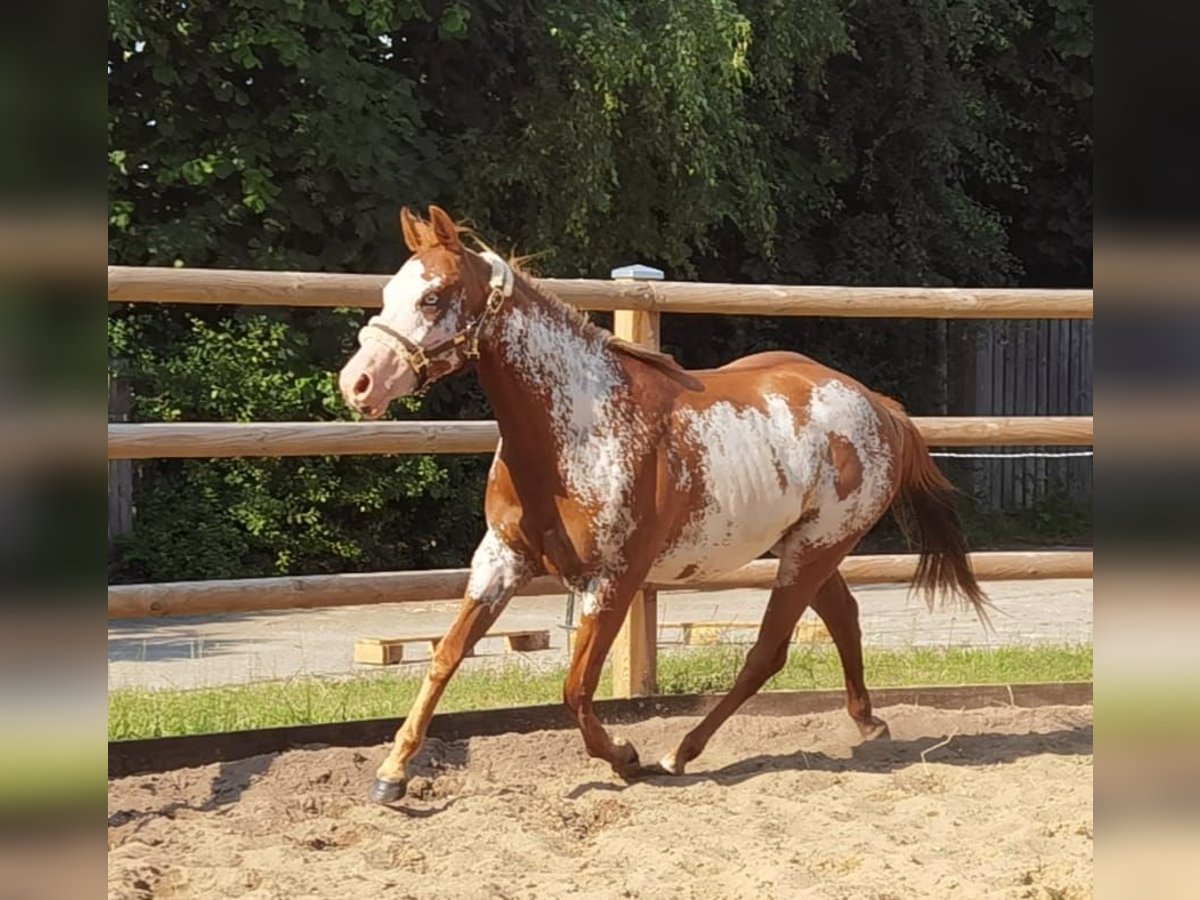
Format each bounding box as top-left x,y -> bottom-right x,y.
107,266 -> 1093,319
108,420 -> 502,459
911,416 -> 1093,448
677,551 -> 1093,592
107,416 -> 1092,459
108,550 -> 1093,618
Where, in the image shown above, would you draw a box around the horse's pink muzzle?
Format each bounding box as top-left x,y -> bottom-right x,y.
338,343 -> 418,418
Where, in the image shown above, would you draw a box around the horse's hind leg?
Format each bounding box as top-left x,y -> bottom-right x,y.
658,548 -> 848,776
809,573 -> 890,741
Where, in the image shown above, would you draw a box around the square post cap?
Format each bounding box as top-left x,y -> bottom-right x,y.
610,263 -> 664,281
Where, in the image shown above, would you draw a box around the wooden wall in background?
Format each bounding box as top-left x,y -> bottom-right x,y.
108,374 -> 134,554
965,320 -> 1094,510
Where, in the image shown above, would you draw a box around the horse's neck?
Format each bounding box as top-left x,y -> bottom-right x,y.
479,281 -> 630,463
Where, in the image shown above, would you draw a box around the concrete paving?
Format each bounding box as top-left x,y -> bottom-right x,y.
107,578 -> 1092,690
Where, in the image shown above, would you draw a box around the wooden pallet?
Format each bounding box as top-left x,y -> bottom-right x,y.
354,629 -> 551,666
657,620 -> 830,645
791,620 -> 833,643
564,620 -> 830,655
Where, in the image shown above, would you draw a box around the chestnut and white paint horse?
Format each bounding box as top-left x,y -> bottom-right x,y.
338,206 -> 988,803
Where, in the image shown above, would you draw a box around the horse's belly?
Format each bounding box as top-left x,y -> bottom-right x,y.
648,408 -> 816,582
648,517 -> 791,584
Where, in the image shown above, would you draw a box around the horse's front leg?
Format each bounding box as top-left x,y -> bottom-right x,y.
563,576 -> 645,780
370,530 -> 531,803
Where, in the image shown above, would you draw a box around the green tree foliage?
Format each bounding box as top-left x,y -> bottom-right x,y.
965,0 -> 1093,286
108,0 -> 436,271
107,0 -> 1091,582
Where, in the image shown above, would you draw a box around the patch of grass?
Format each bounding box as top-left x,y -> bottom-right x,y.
109,665 -> 569,742
656,643 -> 1092,694
108,643 -> 1092,741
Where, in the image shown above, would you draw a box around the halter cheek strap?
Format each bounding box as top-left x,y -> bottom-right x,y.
357,251 -> 513,395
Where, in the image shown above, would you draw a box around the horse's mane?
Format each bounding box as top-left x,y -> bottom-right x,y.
609,337 -> 704,391
407,216 -> 698,390
504,255 -> 704,391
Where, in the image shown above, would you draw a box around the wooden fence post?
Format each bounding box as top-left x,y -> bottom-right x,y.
610,263 -> 663,698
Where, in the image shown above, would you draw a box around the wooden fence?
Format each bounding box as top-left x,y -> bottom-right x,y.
109,266 -> 1092,317
109,550 -> 1094,619
107,416 -> 1093,459
107,265 -> 1094,698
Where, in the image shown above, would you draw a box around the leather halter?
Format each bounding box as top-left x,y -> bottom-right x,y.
357,251 -> 514,395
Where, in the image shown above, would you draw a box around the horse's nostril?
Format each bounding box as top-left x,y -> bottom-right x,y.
353,373 -> 371,397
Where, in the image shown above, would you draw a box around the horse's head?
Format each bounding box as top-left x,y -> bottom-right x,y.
338,205 -> 511,417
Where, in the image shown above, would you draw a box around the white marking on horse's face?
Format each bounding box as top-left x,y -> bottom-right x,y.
378,258 -> 446,340
377,257 -> 467,372
498,306 -> 648,569
467,528 -> 530,609
338,258 -> 464,414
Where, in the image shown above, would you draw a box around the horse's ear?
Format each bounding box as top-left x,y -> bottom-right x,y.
427,205 -> 462,252
399,206 -> 425,252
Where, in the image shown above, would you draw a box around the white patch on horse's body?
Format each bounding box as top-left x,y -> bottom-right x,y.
649,380 -> 894,585
648,393 -> 818,583
575,576 -> 606,618
497,304 -> 648,570
466,528 -> 529,608
484,437 -> 504,487
797,379 -> 895,547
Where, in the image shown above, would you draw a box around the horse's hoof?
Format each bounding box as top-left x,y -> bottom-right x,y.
657,751 -> 686,776
368,777 -> 407,804
857,717 -> 891,742
612,737 -> 641,781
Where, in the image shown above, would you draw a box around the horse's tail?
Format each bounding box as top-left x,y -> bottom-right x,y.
889,410 -> 991,626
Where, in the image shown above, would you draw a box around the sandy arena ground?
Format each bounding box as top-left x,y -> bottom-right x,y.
108,703 -> 1092,899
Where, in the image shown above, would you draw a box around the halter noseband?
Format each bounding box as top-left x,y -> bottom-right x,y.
357,251 -> 514,396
